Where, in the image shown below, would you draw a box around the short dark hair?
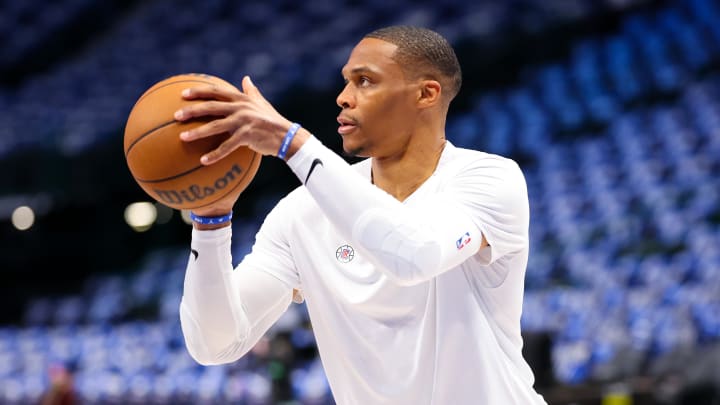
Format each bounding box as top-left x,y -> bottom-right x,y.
365,25 -> 462,101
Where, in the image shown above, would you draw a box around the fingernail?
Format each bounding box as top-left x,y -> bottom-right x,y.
179,131 -> 189,140
200,155 -> 210,164
174,110 -> 184,120
182,89 -> 190,97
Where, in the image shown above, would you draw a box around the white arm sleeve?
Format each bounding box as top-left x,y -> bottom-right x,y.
287,136 -> 485,286
179,227 -> 293,366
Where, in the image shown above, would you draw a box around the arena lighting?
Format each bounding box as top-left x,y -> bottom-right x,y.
11,205 -> 35,231
0,193 -> 53,221
124,202 -> 157,232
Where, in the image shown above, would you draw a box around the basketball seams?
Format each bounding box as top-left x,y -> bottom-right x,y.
135,149 -> 259,184
133,163 -> 205,183
125,119 -> 231,178
124,120 -> 175,156
138,151 -> 261,209
125,77 -> 232,156
135,78 -> 229,105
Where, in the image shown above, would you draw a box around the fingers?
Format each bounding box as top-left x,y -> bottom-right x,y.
176,77 -> 266,122
181,84 -> 240,102
175,82 -> 245,121
176,76 -> 284,163
241,76 -> 261,98
199,124 -> 252,165
178,114 -> 232,144
242,76 -> 274,108
174,99 -> 240,122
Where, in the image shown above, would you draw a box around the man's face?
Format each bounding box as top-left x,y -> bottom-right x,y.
336,38 -> 420,158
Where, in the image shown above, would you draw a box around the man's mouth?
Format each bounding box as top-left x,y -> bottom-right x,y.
337,116 -> 358,134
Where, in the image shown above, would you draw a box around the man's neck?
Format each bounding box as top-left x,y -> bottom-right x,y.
371,137 -> 446,201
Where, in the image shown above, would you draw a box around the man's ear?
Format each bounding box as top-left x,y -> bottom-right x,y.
417,79 -> 442,108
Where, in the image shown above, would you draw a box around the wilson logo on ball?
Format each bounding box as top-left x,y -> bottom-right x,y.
152,163 -> 244,206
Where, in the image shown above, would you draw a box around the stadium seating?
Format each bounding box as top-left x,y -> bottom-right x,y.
0,0 -> 718,403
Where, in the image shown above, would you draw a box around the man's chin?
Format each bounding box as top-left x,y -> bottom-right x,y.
341,143 -> 367,158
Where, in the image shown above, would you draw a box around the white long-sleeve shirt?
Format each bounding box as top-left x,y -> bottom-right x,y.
180,137 -> 547,405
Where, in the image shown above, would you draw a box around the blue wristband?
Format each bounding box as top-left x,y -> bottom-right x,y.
189,211 -> 233,225
277,123 -> 301,160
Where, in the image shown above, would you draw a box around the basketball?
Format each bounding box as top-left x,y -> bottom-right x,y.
123,73 -> 262,211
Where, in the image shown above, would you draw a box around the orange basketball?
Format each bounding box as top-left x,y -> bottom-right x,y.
123,73 -> 261,211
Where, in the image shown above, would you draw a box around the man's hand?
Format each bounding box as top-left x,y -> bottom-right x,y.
174,76 -> 307,164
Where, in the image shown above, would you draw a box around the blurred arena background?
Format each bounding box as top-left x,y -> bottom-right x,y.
0,0 -> 719,403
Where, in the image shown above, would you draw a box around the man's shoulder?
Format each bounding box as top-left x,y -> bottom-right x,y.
442,142 -> 522,173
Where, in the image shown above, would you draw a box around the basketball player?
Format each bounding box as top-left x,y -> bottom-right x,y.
174,25 -> 548,404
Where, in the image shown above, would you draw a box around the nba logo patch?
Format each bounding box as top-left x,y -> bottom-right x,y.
456,232 -> 472,250
336,244 -> 355,263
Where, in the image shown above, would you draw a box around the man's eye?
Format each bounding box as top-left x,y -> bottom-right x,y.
358,77 -> 371,86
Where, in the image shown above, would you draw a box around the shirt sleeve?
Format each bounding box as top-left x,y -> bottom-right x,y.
444,157 -> 530,266
180,227 -> 294,365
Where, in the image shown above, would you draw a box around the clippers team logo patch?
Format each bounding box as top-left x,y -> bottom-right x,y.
336,244 -> 355,263
456,232 -> 472,250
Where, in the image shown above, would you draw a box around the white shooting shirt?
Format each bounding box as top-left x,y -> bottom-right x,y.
182,139 -> 547,405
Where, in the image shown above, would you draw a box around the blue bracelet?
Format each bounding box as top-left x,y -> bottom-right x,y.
189,211 -> 233,225
277,123 -> 301,160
